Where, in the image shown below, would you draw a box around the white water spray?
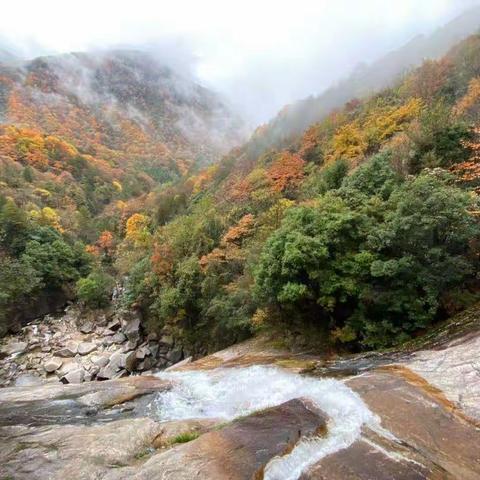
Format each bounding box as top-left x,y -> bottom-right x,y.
151,365 -> 379,480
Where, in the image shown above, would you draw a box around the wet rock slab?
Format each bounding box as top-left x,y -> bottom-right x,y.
0,375 -> 172,427
107,398 -> 328,480
302,368 -> 480,480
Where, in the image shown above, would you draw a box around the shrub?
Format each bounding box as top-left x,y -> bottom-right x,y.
76,271 -> 115,308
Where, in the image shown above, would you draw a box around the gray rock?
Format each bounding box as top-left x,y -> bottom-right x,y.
138,357 -> 154,371
58,361 -> 80,377
109,351 -> 126,369
125,351 -> 137,372
2,342 -> 28,355
78,342 -> 97,355
148,343 -> 159,358
79,322 -> 94,334
122,340 -> 138,352
166,348 -> 183,364
14,373 -> 44,386
123,317 -> 141,342
135,346 -> 149,360
91,355 -> 109,368
111,332 -> 127,344
107,319 -> 121,331
56,340 -> 79,358
62,368 -> 85,384
44,357 -> 63,373
103,328 -> 117,336
97,364 -> 119,380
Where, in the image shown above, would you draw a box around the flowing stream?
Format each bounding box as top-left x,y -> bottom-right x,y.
150,365 -> 379,480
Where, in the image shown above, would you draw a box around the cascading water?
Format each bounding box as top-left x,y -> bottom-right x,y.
150,365 -> 379,480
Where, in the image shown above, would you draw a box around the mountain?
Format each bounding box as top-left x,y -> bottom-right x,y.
0,49 -> 243,334
0,50 -> 243,172
108,31 -> 480,354
244,6 -> 480,159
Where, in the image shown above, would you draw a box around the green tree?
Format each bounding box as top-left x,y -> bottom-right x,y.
0,256 -> 42,335
76,271 -> 115,308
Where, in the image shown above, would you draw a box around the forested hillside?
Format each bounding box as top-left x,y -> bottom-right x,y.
3,31 -> 480,356
113,33 -> 480,353
0,50 -> 243,334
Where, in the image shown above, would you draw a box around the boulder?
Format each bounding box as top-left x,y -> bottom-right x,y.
102,328 -> 116,336
109,351 -> 126,370
97,363 -> 120,380
123,317 -> 141,342
91,355 -> 110,368
57,361 -> 79,377
138,357 -> 154,371
166,348 -> 183,364
148,343 -> 159,358
79,322 -> 94,334
111,332 -> 127,344
2,342 -> 28,355
122,340 -> 138,352
125,351 -> 138,372
78,342 -> 97,356
135,346 -> 150,360
56,340 -> 79,357
62,368 -> 85,384
44,357 -> 63,373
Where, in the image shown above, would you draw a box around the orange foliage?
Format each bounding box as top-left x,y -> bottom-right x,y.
200,215 -> 255,270
222,214 -> 255,245
266,152 -> 305,192
98,231 -> 115,254
151,243 -> 174,279
453,77 -> 480,118
401,59 -> 452,100
450,125 -> 480,191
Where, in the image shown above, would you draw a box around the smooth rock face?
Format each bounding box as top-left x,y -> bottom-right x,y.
0,377 -> 173,480
341,369 -> 480,480
407,334 -> 480,422
129,399 -> 327,480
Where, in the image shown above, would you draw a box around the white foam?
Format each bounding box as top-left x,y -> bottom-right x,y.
150,365 -> 379,480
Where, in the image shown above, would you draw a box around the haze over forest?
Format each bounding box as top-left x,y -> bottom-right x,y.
1,0 -> 480,125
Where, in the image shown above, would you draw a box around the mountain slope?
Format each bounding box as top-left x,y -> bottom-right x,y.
114,32 -> 480,355
244,6 -> 480,159
0,49 -> 243,334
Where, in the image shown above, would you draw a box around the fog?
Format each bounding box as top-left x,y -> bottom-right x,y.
1,0 -> 480,126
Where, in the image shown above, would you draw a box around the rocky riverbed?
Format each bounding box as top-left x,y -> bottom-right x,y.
0,306 -> 188,387
1,309 -> 480,479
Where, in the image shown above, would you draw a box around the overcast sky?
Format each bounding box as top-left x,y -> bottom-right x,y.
1,0 -> 479,124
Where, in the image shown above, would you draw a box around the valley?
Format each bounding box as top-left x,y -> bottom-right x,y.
2,5 -> 480,480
